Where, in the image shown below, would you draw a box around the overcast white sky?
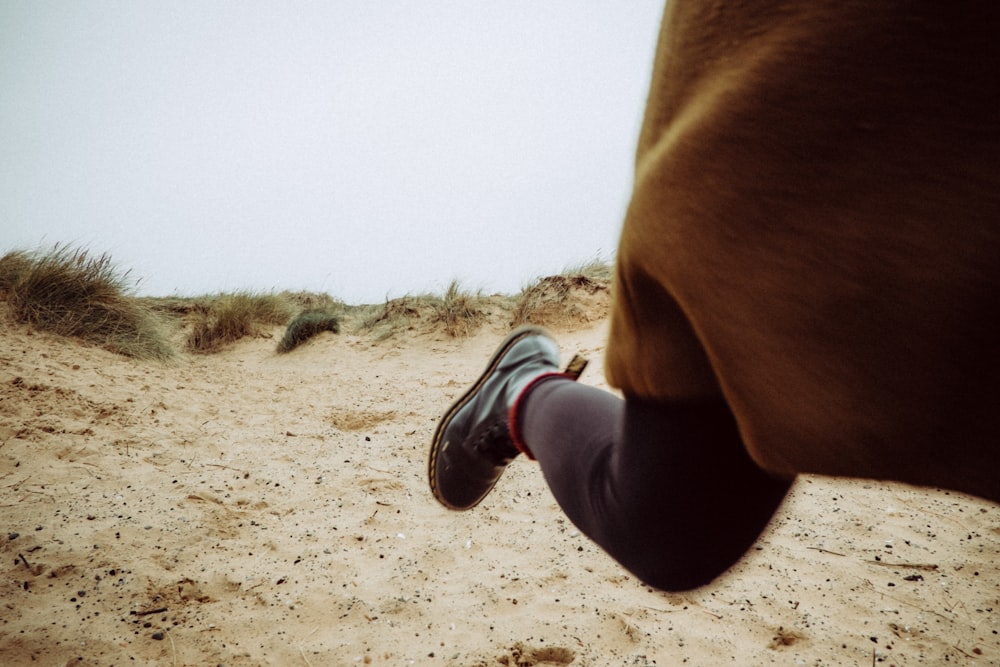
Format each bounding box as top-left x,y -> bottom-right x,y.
1,1 -> 663,304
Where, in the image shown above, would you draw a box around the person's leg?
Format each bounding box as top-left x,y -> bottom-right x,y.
514,378 -> 792,590
428,327 -> 791,591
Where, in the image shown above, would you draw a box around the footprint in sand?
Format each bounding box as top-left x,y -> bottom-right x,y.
328,408 -> 397,431
491,642 -> 575,666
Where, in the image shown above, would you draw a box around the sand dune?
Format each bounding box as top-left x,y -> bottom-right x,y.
1,310 -> 998,666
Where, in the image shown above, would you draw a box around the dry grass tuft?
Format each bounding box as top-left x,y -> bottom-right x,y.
0,245 -> 173,360
186,291 -> 294,353
512,260 -> 613,329
0,250 -> 35,294
356,296 -> 435,341
356,280 -> 488,340
562,257 -> 615,283
276,309 -> 341,353
434,280 -> 486,337
279,290 -> 346,313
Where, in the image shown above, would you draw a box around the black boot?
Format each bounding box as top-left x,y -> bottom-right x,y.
428,326 -> 585,510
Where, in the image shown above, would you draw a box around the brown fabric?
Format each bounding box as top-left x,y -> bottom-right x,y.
605,0 -> 1000,501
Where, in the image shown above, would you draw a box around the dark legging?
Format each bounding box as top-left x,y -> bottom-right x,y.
517,377 -> 792,591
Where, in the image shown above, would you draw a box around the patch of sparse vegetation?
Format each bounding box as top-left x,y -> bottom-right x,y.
434,280 -> 486,337
279,290 -> 346,313
562,257 -> 614,283
276,308 -> 341,353
355,280 -> 490,340
186,291 -> 294,353
0,250 -> 34,294
512,260 -> 613,329
355,296 -> 435,341
0,245 -> 173,360
0,244 -> 614,354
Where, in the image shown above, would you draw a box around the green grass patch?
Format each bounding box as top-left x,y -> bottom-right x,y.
276,309 -> 341,353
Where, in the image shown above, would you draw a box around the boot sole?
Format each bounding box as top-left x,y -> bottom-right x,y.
428,325 -> 553,510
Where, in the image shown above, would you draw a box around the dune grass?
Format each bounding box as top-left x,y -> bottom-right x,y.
186,291 -> 294,353
0,245 -> 173,360
276,309 -> 341,353
434,280 -> 487,337
279,290 -> 346,313
511,259 -> 613,328
0,244 -> 615,354
356,280 -> 490,340
561,257 -> 614,283
356,296 -> 435,341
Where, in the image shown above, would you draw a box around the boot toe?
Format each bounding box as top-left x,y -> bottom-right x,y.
432,422 -> 511,509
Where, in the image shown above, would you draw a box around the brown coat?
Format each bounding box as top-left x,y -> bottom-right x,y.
605,0 -> 1000,501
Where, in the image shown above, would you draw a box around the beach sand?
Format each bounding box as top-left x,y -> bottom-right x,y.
1,307 -> 998,666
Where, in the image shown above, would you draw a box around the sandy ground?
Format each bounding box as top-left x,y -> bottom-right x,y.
1,311 -> 999,666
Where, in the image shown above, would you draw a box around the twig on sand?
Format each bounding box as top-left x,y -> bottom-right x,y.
1,474 -> 30,490
866,560 -> 939,571
807,546 -> 846,557
952,645 -> 979,659
164,632 -> 177,667
135,607 -> 169,617
641,605 -> 680,614
165,628 -> 177,667
68,444 -> 89,459
299,646 -> 315,667
642,599 -> 720,618
205,463 -> 244,472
